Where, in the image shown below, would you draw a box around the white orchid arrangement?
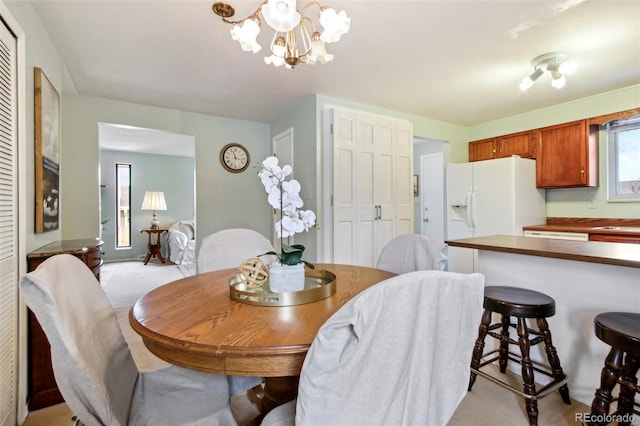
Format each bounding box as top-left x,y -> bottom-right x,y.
258,156 -> 317,267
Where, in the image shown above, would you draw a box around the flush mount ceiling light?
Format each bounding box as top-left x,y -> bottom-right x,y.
212,0 -> 350,69
519,52 -> 577,91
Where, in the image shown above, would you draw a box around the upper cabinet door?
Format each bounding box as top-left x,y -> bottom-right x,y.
498,131 -> 535,159
468,137 -> 497,162
535,119 -> 598,188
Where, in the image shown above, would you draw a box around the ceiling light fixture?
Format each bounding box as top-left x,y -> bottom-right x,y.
519,52 -> 577,91
212,0 -> 350,69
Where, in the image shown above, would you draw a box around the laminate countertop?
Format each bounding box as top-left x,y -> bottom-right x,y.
445,235 -> 640,269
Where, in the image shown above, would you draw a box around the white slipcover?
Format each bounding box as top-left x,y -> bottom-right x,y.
197,228 -> 277,273
261,270 -> 484,426
20,254 -> 237,426
166,219 -> 196,264
196,228 -> 276,394
376,233 -> 448,274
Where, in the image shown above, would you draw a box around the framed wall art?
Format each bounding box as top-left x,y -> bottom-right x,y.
413,174 -> 419,197
34,67 -> 60,233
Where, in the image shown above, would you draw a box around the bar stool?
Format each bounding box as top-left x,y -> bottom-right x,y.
589,312 -> 640,426
468,286 -> 571,426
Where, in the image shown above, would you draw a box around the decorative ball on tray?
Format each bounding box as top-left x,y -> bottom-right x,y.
238,257 -> 269,288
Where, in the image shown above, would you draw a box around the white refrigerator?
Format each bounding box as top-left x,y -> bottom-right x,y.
446,156 -> 546,273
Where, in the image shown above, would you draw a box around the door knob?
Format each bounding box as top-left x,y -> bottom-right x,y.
423,218 -> 429,222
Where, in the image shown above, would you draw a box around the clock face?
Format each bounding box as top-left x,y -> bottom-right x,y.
220,143 -> 250,173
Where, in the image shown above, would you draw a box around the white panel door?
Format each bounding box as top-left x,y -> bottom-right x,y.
331,109 -> 358,264
420,153 -> 444,240
373,117 -> 395,264
394,119 -> 413,236
328,108 -> 413,267
355,114 -> 376,266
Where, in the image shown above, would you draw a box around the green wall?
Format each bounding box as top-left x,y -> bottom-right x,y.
62,94 -> 274,251
99,150 -> 195,260
270,96 -> 319,261
5,0 -> 65,254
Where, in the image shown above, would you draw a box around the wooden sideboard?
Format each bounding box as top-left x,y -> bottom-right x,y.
26,238 -> 103,410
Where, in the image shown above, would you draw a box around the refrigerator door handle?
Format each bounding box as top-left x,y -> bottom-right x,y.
465,192 -> 473,228
470,191 -> 478,228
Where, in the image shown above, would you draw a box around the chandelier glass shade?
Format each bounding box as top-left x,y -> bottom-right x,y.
519,52 -> 577,91
212,0 -> 350,68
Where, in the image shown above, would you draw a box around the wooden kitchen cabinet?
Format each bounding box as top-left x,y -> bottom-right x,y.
26,239 -> 103,410
469,130 -> 535,162
535,119 -> 598,188
498,130 -> 535,158
469,137 -> 497,162
589,233 -> 640,244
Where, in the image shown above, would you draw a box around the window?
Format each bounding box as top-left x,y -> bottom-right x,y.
116,163 -> 131,247
607,116 -> 640,201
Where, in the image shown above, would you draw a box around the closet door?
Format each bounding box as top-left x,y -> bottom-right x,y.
0,19 -> 17,426
329,108 -> 413,267
331,109 -> 358,265
394,119 -> 414,236
373,117 -> 395,264
354,113 -> 376,266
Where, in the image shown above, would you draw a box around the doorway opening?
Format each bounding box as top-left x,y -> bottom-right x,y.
98,123 -> 195,261
413,137 -> 449,241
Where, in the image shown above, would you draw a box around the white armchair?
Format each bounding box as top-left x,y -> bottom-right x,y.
165,220 -> 195,264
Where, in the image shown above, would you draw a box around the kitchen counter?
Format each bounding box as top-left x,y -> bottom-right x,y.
444,234 -> 640,406
446,235 -> 640,268
523,217 -> 640,243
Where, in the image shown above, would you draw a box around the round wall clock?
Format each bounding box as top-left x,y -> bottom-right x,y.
220,143 -> 250,173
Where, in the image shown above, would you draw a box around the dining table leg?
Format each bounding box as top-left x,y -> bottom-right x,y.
248,376 -> 300,415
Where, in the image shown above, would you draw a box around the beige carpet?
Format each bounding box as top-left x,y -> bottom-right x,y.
101,261 -> 184,371
25,260 -> 595,426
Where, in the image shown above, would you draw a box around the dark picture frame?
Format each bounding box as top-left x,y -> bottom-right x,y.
34,68 -> 60,233
413,174 -> 419,197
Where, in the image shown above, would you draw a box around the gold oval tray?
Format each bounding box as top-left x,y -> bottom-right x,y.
229,269 -> 336,306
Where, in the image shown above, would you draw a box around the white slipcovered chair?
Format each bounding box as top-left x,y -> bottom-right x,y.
196,228 -> 276,394
261,270 -> 485,426
197,228 -> 277,273
19,254 -> 237,426
166,219 -> 196,264
376,233 -> 448,274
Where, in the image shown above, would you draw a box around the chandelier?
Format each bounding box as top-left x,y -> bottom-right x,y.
212,0 -> 350,69
519,52 -> 577,91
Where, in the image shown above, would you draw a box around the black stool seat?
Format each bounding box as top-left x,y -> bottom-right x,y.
484,286 -> 555,318
468,286 -> 570,426
589,312 -> 640,426
595,312 -> 640,357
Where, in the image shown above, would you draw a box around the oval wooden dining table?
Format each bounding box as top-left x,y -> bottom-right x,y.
129,263 -> 396,415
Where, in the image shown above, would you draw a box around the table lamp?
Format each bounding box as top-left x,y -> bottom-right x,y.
141,191 -> 167,229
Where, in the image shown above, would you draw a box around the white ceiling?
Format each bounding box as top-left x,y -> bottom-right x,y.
98,123 -> 195,157
31,0 -> 640,132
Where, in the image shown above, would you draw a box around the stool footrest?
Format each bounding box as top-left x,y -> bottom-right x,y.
471,366 -> 568,400
473,349 -> 568,400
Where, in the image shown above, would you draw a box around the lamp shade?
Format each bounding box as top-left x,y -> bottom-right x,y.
141,191 -> 167,211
